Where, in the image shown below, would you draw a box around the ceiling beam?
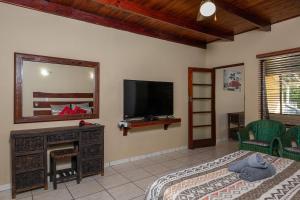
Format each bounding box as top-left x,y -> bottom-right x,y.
0,0 -> 207,48
214,0 -> 271,31
92,0 -> 234,41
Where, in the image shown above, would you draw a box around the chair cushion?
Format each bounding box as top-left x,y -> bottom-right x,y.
284,147 -> 300,154
242,140 -> 270,147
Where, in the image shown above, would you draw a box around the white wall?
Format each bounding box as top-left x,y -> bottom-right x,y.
206,16 -> 300,141
0,3 -> 205,185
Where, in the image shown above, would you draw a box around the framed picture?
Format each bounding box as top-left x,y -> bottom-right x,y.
224,70 -> 242,92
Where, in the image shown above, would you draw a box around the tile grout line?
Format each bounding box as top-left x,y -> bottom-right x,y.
65,182 -> 75,200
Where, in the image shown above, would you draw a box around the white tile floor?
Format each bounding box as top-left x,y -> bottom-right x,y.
0,141 -> 238,200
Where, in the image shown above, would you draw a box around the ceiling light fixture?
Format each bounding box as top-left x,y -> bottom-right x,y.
199,0 -> 216,17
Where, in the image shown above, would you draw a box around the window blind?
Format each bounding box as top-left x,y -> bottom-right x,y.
259,53 -> 300,125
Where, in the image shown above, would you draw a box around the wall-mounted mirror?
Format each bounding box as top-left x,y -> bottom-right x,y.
14,53 -> 99,123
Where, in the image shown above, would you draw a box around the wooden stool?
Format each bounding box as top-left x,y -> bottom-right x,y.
50,148 -> 81,189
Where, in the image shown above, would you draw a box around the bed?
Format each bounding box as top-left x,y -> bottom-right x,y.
32,92 -> 94,116
146,150 -> 300,200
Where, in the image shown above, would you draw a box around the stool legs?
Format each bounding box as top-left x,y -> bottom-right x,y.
50,155 -> 81,190
50,156 -> 53,182
53,158 -> 57,190
71,156 -> 81,184
76,156 -> 81,184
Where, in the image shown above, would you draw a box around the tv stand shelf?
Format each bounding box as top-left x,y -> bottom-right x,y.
121,118 -> 181,136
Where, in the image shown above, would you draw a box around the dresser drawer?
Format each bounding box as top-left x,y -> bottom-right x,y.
15,136 -> 44,153
47,132 -> 78,144
81,144 -> 103,159
15,153 -> 44,173
16,170 -> 44,191
81,129 -> 103,145
82,158 -> 102,176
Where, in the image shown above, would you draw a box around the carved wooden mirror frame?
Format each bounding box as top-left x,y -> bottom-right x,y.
14,53 -> 100,123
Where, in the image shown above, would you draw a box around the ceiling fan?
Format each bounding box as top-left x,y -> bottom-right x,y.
197,0 -> 217,22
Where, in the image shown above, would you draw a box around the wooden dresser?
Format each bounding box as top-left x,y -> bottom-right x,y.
10,125 -> 104,198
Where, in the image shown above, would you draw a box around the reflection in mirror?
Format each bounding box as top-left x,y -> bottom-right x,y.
14,53 -> 99,123
22,62 -> 95,117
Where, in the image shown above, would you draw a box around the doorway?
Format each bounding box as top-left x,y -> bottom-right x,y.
214,63 -> 245,143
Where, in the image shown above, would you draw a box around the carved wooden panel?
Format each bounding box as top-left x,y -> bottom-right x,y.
16,170 -> 44,190
47,132 -> 78,143
81,144 -> 103,159
15,153 -> 43,173
81,129 -> 102,144
82,158 -> 102,176
15,136 -> 44,152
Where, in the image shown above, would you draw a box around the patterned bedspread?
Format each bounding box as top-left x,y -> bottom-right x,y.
145,150 -> 300,200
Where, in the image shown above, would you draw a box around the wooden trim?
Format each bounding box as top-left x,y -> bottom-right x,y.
14,53 -> 98,67
33,92 -> 93,98
33,101 -> 93,108
256,47 -> 300,59
192,98 -> 212,100
14,53 -> 100,124
212,69 -> 216,146
33,110 -> 52,116
260,64 -> 264,119
0,0 -> 206,48
188,68 -> 193,149
192,139 -> 215,148
188,67 -> 213,72
193,125 -> 212,128
215,0 -> 271,31
213,62 -> 244,70
193,111 -> 212,114
92,0 -> 234,41
192,84 -> 212,86
14,53 -> 23,124
121,118 -> 181,136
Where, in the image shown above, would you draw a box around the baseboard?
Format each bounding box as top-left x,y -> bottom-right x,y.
216,138 -> 228,144
0,145 -> 188,191
108,145 -> 187,166
0,184 -> 11,192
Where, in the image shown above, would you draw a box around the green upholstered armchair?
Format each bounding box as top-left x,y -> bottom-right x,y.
238,120 -> 286,155
279,126 -> 300,161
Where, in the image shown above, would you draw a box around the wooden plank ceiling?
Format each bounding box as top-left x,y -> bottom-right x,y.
2,0 -> 300,48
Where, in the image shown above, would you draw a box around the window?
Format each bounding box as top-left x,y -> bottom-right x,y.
260,53 -> 300,125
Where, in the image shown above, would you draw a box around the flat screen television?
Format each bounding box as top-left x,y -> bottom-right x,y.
124,80 -> 173,119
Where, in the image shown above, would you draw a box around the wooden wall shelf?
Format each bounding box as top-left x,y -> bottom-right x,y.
121,118 -> 181,136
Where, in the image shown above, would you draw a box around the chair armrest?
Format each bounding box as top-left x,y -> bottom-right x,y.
237,127 -> 250,144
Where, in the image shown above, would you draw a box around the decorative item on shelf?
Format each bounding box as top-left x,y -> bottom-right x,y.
79,120 -> 100,127
118,120 -> 129,129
